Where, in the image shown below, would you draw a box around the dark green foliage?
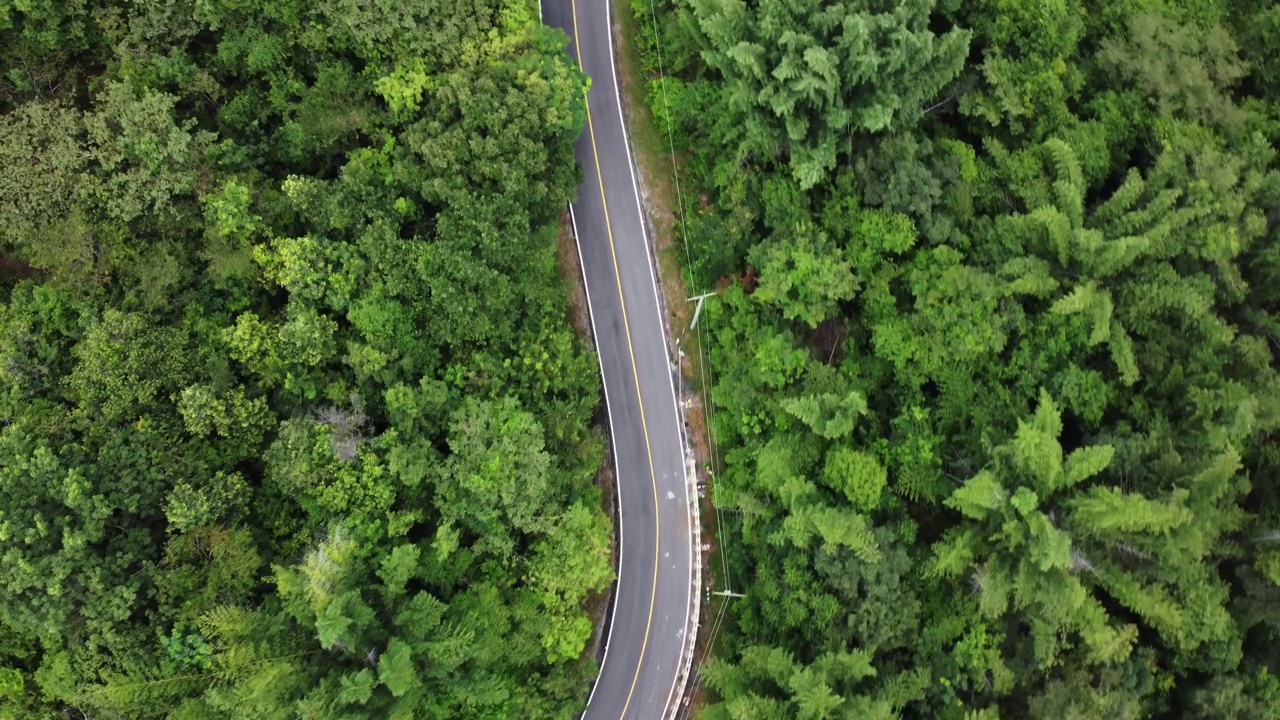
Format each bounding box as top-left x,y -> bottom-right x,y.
628,0 -> 1280,715
689,0 -> 970,189
0,1 -> 610,718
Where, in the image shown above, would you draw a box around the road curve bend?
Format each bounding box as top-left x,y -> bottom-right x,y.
541,0 -> 699,718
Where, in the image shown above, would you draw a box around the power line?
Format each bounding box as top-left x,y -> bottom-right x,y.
635,10 -> 749,716
636,0 -> 733,598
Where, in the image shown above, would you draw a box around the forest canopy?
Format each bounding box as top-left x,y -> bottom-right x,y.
629,0 -> 1280,716
0,1 -> 612,718
9,0 -> 1280,716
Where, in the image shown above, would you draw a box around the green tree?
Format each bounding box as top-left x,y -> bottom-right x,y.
689,0 -> 970,187
751,225 -> 857,328
951,0 -> 1086,137
1099,12 -> 1249,134
526,502 -> 614,661
821,448 -> 886,512
439,397 -> 558,559
68,309 -> 189,420
0,0 -> 606,716
702,645 -> 899,720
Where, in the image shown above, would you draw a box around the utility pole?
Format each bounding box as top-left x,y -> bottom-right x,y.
712,589 -> 746,599
687,291 -> 717,330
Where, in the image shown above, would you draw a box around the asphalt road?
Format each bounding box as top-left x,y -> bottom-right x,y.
540,0 -> 696,718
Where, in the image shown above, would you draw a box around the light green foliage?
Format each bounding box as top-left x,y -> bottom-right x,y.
225,312 -> 283,380
202,179 -> 260,242
163,472 -> 251,533
822,448 -> 886,512
867,244 -> 1006,384
377,638 -> 417,697
936,393 -> 1135,668
82,81 -> 213,223
69,309 -> 188,420
702,645 -> 890,720
440,397 -> 556,558
201,179 -> 261,282
955,0 -> 1086,136
0,666 -> 23,706
375,58 -> 434,116
226,308 -> 338,396
255,234 -> 360,309
528,502 -> 615,661
1068,486 -> 1192,534
1099,12 -> 1248,134
0,101 -> 86,249
781,390 -> 867,440
984,135 -> 1273,393
178,384 -> 272,447
751,226 -> 857,328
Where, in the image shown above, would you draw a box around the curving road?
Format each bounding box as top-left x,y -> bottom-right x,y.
541,0 -> 697,718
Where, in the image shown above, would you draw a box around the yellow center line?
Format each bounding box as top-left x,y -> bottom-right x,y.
568,1 -> 663,718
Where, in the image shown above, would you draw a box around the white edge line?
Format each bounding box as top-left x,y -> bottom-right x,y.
602,0 -> 699,716
569,203 -> 628,714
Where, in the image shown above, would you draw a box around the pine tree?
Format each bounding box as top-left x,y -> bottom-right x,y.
933,390 -> 1134,668
689,0 -> 970,188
